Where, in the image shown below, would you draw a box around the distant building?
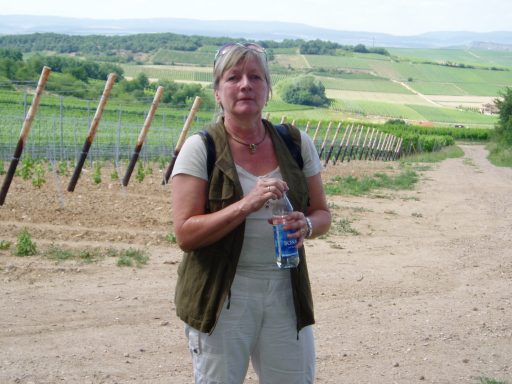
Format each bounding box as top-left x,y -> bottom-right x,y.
480,102 -> 499,115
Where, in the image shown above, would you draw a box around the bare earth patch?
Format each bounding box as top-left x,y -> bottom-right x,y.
1,144 -> 511,383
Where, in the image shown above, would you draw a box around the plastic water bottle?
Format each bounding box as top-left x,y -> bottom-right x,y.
272,192 -> 300,269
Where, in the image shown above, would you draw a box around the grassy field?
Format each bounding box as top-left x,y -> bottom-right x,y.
387,47 -> 512,68
1,46 -> 507,130
115,46 -> 510,127
318,76 -> 412,93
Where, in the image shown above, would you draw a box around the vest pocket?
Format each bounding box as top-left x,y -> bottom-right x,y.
208,175 -> 235,210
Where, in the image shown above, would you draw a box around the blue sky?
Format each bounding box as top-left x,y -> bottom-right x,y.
1,0 -> 511,36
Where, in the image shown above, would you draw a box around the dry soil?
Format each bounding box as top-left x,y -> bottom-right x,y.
0,144 -> 511,384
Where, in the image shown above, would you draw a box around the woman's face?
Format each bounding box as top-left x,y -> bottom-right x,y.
214,55 -> 269,119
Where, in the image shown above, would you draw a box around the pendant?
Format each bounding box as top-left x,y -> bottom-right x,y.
248,144 -> 257,154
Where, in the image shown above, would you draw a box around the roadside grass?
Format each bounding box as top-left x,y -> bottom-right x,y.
41,242 -> 149,267
324,169 -> 419,196
116,248 -> 149,268
0,239 -> 12,250
45,245 -> 75,261
479,378 -> 509,384
165,232 -> 177,244
9,228 -> 150,267
401,145 -> 464,163
44,245 -> 104,264
487,142 -> 512,167
330,217 -> 360,236
8,226 -> 152,269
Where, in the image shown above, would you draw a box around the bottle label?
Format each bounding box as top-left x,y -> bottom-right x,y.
273,224 -> 298,258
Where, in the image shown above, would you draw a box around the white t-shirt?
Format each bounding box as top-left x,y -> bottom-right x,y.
172,130 -> 321,276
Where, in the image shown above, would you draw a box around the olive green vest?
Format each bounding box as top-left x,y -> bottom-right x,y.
174,120 -> 314,334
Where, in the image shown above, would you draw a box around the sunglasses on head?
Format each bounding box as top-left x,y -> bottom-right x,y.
214,42 -> 267,66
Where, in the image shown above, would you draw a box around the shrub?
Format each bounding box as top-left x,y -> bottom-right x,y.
92,161 -> 102,184
0,240 -> 12,250
278,75 -> 329,107
110,168 -> 119,181
32,162 -> 46,188
495,87 -> 512,145
136,161 -> 145,182
117,248 -> 149,267
45,245 -> 74,262
19,157 -> 35,180
14,228 -> 37,256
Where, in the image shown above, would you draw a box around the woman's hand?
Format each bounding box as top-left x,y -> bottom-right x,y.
244,177 -> 288,212
281,211 -> 309,249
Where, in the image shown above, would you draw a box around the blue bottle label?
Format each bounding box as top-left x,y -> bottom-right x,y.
273,224 -> 298,258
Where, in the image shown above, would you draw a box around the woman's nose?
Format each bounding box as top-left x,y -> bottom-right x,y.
240,75 -> 252,89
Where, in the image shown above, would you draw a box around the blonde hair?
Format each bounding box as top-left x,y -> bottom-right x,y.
213,44 -> 272,98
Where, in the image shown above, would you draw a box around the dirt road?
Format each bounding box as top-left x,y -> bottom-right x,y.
1,144 -> 510,383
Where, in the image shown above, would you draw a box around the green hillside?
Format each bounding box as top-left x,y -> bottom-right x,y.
1,33 -> 509,127
119,46 -> 509,127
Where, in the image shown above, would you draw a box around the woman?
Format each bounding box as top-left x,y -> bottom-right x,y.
171,42 -> 331,384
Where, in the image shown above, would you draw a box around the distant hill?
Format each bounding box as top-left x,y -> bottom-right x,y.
1,15 -> 512,49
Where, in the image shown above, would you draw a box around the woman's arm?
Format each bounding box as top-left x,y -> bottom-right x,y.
305,172 -> 331,238
171,173 -> 288,252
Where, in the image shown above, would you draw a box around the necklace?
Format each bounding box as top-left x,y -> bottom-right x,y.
227,127 -> 267,154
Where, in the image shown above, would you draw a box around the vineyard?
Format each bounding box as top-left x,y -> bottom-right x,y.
115,46 -> 510,127
1,35 -> 511,384
0,87 -> 489,164
0,81 -> 490,207
0,42 -> 507,204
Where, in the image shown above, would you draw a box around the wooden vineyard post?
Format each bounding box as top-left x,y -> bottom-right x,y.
366,131 -> 376,160
378,133 -> 390,160
363,128 -> 376,160
324,122 -> 341,167
318,122 -> 332,160
0,66 -> 51,205
385,134 -> 394,160
358,127 -> 371,160
393,138 -> 403,160
369,131 -> 383,160
374,133 -> 385,160
342,125 -> 358,163
333,124 -> 350,165
348,125 -> 363,161
67,73 -> 117,192
122,86 -> 164,186
304,121 -> 311,134
163,96 -> 202,184
386,136 -> 396,160
311,121 -> 322,154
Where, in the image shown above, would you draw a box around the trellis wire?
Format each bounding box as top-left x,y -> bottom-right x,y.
0,95 -> 408,167
0,112 -> 207,165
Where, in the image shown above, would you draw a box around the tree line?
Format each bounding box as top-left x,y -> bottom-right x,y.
299,39 -> 389,56
0,32 -> 389,60
0,48 -> 215,108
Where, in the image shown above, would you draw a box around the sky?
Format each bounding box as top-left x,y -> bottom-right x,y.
1,0 -> 511,36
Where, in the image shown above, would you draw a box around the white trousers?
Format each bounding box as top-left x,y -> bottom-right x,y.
185,272 -> 315,384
